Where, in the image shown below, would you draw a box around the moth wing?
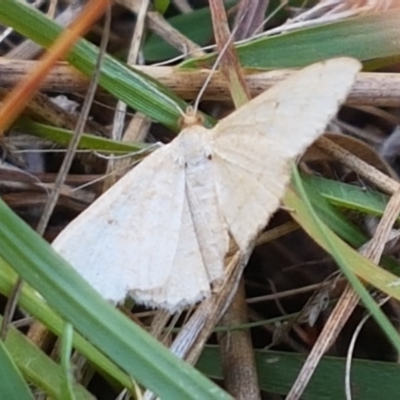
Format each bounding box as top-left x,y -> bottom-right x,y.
134,147 -> 230,311
131,191 -> 213,311
184,150 -> 229,283
52,143 -> 189,304
211,58 -> 361,251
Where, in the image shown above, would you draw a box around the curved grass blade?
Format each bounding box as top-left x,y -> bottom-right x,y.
182,9 -> 400,69
284,168 -> 400,352
60,323 -> 75,400
304,180 -> 367,247
0,200 -> 232,400
15,119 -> 146,153
303,174 -> 396,219
301,174 -> 400,277
0,339 -> 34,400
1,314 -> 92,399
0,259 -> 136,394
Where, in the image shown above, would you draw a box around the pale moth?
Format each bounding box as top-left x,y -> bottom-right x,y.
52,58 -> 361,311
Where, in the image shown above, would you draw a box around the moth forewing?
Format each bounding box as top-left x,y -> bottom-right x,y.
211,57 -> 361,251
52,142 -> 188,304
131,192 -> 214,310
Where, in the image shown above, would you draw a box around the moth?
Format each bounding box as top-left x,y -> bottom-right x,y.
52,58 -> 361,311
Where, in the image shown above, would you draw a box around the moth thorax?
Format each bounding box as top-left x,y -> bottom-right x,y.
179,125 -> 213,166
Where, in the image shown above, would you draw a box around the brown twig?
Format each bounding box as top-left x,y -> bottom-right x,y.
1,60 -> 399,106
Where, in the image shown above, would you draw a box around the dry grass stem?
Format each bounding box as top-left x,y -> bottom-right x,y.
316,136 -> 400,194
1,60 -> 399,105
218,280 -> 261,400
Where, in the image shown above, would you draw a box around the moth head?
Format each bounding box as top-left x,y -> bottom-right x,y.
179,106 -> 204,129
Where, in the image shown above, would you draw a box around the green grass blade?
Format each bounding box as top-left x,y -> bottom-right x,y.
301,174 -> 400,277
285,168 -> 400,353
0,259 -> 136,394
60,323 -> 76,400
303,174 -> 397,218
198,346 -> 400,399
304,182 -> 367,247
1,314 -> 92,399
0,339 -> 34,400
15,119 -> 145,153
182,9 -> 400,69
0,200 -> 232,400
0,0 -> 187,130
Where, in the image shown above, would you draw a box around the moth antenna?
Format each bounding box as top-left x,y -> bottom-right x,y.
153,43 -> 217,67
193,21 -> 242,114
192,3 -> 283,113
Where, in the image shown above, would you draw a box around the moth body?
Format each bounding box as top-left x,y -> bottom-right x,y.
175,125 -> 214,167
